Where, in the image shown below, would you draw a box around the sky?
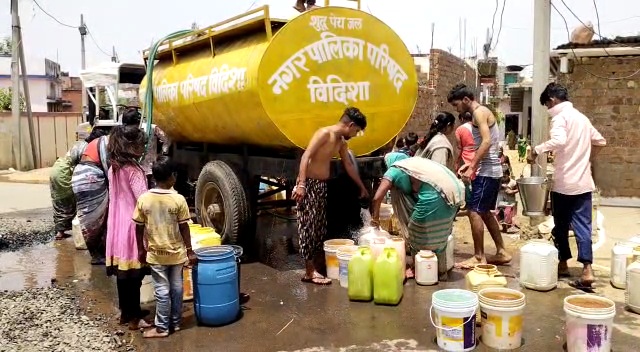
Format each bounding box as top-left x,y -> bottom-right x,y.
1,0 -> 639,75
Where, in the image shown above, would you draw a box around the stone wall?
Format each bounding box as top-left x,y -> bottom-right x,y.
403,49 -> 478,136
557,56 -> 640,198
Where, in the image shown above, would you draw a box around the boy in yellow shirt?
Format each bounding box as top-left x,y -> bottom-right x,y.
133,156 -> 196,338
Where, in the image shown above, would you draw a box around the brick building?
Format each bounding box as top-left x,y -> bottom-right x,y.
60,74 -> 83,112
552,38 -> 640,199
403,49 -> 477,136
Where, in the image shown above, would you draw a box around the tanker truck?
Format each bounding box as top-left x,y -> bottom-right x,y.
135,4 -> 418,247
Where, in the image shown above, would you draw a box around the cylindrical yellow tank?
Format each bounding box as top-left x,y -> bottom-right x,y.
140,6 -> 417,156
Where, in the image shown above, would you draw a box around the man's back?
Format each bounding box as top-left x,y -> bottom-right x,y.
472,107 -> 502,178
133,189 -> 190,265
542,102 -> 605,195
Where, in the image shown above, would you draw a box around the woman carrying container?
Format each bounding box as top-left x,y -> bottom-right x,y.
371,152 -> 465,280
71,129 -> 111,264
50,129 -> 107,240
417,112 -> 456,171
105,125 -> 151,330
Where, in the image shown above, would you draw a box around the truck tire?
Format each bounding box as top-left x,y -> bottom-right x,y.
195,161 -> 249,245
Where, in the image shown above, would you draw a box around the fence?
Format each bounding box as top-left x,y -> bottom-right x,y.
0,112 -> 84,170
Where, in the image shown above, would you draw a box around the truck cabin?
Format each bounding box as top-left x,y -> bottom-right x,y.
76,63 -> 146,140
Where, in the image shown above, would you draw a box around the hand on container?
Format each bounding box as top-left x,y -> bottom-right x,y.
292,184 -> 306,202
187,248 -> 197,266
458,163 -> 474,184
370,219 -> 380,229
359,186 -> 369,199
527,148 -> 538,165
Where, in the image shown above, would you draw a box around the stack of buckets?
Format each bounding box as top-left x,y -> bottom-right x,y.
430,287 -> 527,351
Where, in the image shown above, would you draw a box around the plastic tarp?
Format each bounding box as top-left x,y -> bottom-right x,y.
79,62 -> 121,87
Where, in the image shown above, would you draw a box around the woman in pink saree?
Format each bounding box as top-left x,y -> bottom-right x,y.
106,125 -> 151,330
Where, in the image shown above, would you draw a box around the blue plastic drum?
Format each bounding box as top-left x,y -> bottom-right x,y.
193,245 -> 240,326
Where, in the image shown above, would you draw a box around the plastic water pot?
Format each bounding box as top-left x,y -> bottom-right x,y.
373,247 -> 403,305
193,246 -> 239,326
519,240 -> 558,291
72,217 -> 86,250
348,246 -> 374,301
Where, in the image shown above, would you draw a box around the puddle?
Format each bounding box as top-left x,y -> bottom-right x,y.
0,243 -> 58,291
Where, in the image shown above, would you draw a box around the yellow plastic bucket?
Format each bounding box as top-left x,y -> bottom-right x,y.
183,267 -> 194,301
324,239 -> 355,280
192,227 -> 222,249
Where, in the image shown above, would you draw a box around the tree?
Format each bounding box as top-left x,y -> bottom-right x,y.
0,37 -> 11,55
0,88 -> 26,112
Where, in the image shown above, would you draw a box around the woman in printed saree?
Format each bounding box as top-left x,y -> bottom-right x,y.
71,130 -> 111,264
417,112 -> 456,171
105,125 -> 151,330
371,152 -> 465,280
49,129 -> 107,240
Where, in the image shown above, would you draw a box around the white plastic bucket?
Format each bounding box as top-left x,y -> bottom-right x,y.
430,289 -> 478,352
72,217 -> 87,250
140,275 -> 155,304
337,245 -> 358,288
324,239 -> 355,280
564,295 -> 616,352
478,288 -> 526,350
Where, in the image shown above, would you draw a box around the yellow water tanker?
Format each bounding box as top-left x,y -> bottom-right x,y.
141,6 -> 417,156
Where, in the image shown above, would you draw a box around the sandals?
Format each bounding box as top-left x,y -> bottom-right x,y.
568,279 -> 595,293
301,274 -> 332,286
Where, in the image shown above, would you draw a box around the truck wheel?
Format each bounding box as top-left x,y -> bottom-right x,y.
195,161 -> 249,245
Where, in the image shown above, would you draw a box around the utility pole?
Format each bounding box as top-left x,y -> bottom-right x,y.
17,13 -> 38,169
79,14 -> 87,120
531,0 -> 551,177
10,0 -> 22,169
111,46 -> 118,63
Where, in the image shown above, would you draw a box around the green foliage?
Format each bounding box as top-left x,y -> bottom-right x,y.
0,87 -> 26,112
0,37 -> 10,55
485,104 -> 505,124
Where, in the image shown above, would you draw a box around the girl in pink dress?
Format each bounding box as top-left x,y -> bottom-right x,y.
106,125 -> 151,330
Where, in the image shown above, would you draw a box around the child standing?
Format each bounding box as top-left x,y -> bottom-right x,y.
133,156 -> 196,338
496,169 -> 519,233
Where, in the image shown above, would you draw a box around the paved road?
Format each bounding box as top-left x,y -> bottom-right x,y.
0,183 -> 51,214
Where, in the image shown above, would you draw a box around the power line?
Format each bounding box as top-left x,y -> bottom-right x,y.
32,1 -> 113,59
551,2 -> 640,80
491,0 -> 506,51
32,0 -> 76,28
86,28 -> 112,57
591,0 -> 611,56
504,15 -> 640,31
488,0 -> 499,44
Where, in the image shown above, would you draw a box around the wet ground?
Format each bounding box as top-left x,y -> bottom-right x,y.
1,172 -> 640,351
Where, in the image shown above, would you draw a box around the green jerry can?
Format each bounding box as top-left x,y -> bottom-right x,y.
348,246 -> 374,301
373,247 -> 403,305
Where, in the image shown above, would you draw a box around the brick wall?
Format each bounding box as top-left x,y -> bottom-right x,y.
403,49 -> 478,136
557,56 -> 640,198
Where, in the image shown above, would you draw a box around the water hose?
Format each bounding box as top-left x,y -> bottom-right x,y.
141,30 -> 192,157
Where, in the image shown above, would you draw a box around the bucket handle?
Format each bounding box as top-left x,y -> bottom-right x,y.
519,161 -> 545,179
429,305 -> 475,331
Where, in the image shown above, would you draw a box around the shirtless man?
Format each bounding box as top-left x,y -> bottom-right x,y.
447,84 -> 512,269
294,0 -> 320,12
293,107 -> 370,285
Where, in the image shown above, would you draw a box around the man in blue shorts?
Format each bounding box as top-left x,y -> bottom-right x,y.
448,84 -> 512,269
